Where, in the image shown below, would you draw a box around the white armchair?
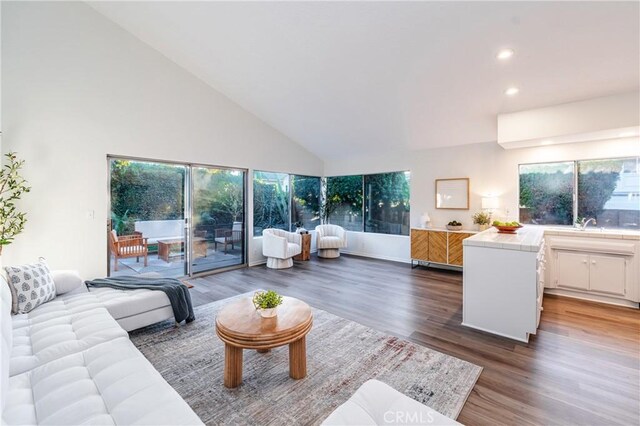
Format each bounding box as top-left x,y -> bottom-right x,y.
262,228 -> 302,269
315,224 -> 347,258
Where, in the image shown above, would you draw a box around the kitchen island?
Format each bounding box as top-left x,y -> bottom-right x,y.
462,226 -> 545,342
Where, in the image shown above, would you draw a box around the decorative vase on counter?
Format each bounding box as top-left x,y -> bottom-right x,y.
478,224 -> 490,231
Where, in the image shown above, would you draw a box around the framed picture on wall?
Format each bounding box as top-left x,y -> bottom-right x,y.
435,178 -> 470,210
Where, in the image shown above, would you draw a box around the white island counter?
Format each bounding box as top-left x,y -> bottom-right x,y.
462,226 -> 545,342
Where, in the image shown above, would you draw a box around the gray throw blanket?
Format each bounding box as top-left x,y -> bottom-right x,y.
86,276 -> 195,324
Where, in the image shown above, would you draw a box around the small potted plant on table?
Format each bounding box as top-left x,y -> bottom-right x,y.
472,211 -> 491,231
252,290 -> 284,318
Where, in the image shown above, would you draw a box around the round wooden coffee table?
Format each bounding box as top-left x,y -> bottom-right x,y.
215,296 -> 313,388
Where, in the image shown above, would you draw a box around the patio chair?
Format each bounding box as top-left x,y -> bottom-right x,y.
214,221 -> 243,254
109,230 -> 149,271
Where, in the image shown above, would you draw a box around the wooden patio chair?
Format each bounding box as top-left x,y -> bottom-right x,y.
109,230 -> 149,271
214,222 -> 243,254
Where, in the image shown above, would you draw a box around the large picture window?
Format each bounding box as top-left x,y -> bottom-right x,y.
364,172 -> 410,235
325,175 -> 364,231
519,157 -> 639,229
325,171 -> 411,235
253,171 -> 289,235
519,162 -> 574,225
291,175 -> 321,230
578,157 -> 640,229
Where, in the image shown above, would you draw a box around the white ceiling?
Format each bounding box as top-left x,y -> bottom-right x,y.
89,1 -> 639,160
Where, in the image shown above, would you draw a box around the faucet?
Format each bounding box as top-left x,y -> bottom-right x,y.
576,217 -> 597,230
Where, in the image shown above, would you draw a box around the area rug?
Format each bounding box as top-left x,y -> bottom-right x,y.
130,293 -> 482,425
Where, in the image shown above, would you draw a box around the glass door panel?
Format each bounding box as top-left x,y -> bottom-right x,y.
191,166 -> 246,274
109,158 -> 187,278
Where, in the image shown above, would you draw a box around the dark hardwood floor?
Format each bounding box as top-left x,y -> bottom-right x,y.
188,254 -> 640,426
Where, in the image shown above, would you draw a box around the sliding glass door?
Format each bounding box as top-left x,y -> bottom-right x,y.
191,166 -> 246,274
108,157 -> 246,278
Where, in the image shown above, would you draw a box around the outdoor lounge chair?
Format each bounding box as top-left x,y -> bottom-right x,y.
214,221 -> 243,253
109,229 -> 149,271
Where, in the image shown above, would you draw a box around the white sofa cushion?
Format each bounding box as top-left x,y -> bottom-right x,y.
51,270 -> 84,295
322,380 -> 460,426
2,337 -> 203,425
5,261 -> 56,314
88,287 -> 171,321
10,292 -> 128,376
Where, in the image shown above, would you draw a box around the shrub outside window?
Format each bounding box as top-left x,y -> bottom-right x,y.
291,175 -> 321,230
325,175 -> 364,232
519,157 -> 639,229
253,171 -> 290,236
364,172 -> 410,235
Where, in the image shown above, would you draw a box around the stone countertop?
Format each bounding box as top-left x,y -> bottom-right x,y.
543,227 -> 640,240
462,226 -> 544,252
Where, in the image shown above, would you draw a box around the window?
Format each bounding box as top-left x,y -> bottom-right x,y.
253,171 -> 289,235
364,172 -> 411,235
291,175 -> 321,230
325,175 -> 364,231
578,157 -> 640,229
519,162 -> 574,225
519,157 -> 640,229
325,171 -> 411,235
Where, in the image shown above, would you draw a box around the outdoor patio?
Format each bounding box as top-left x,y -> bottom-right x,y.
110,246 -> 244,278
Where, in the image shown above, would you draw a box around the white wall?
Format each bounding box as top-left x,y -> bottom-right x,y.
325,137 -> 640,262
1,2 -> 323,277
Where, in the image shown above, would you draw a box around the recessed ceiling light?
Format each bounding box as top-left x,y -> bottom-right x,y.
497,49 -> 515,60
540,140 -> 553,146
505,87 -> 519,96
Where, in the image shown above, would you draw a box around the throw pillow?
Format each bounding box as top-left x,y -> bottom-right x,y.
51,270 -> 85,295
4,259 -> 56,314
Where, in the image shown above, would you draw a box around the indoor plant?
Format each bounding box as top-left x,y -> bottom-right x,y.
472,211 -> 491,231
252,290 -> 284,318
0,152 -> 30,256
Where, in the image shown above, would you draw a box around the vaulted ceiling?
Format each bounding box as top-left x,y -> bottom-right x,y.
89,1 -> 639,160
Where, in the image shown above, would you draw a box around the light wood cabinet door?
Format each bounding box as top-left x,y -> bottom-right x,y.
589,255 -> 626,296
427,231 -> 448,264
448,232 -> 474,266
556,251 -> 590,290
411,229 -> 429,261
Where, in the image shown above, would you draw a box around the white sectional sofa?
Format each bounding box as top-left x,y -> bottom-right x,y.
1,273 -> 203,425
323,380 -> 461,425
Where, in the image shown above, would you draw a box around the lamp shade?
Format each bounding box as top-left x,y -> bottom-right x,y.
482,196 -> 499,210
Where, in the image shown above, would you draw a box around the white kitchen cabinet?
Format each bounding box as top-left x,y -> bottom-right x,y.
589,254 -> 626,296
556,251 -> 590,291
546,233 -> 639,308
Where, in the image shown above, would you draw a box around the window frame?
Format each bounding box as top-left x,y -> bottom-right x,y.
325,170 -> 411,236
518,155 -> 639,228
252,170 -> 322,236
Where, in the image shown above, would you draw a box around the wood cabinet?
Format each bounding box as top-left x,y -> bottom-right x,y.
410,228 -> 476,268
410,229 -> 429,261
427,231 -> 448,264
448,232 -> 475,266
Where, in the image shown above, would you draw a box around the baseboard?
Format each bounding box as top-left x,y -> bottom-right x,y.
340,250 -> 411,264
544,288 -> 639,309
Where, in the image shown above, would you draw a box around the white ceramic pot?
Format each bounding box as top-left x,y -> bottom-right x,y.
478,224 -> 490,231
258,307 -> 278,318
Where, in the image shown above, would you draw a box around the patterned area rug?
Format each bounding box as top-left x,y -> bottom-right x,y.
130,294 -> 482,425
